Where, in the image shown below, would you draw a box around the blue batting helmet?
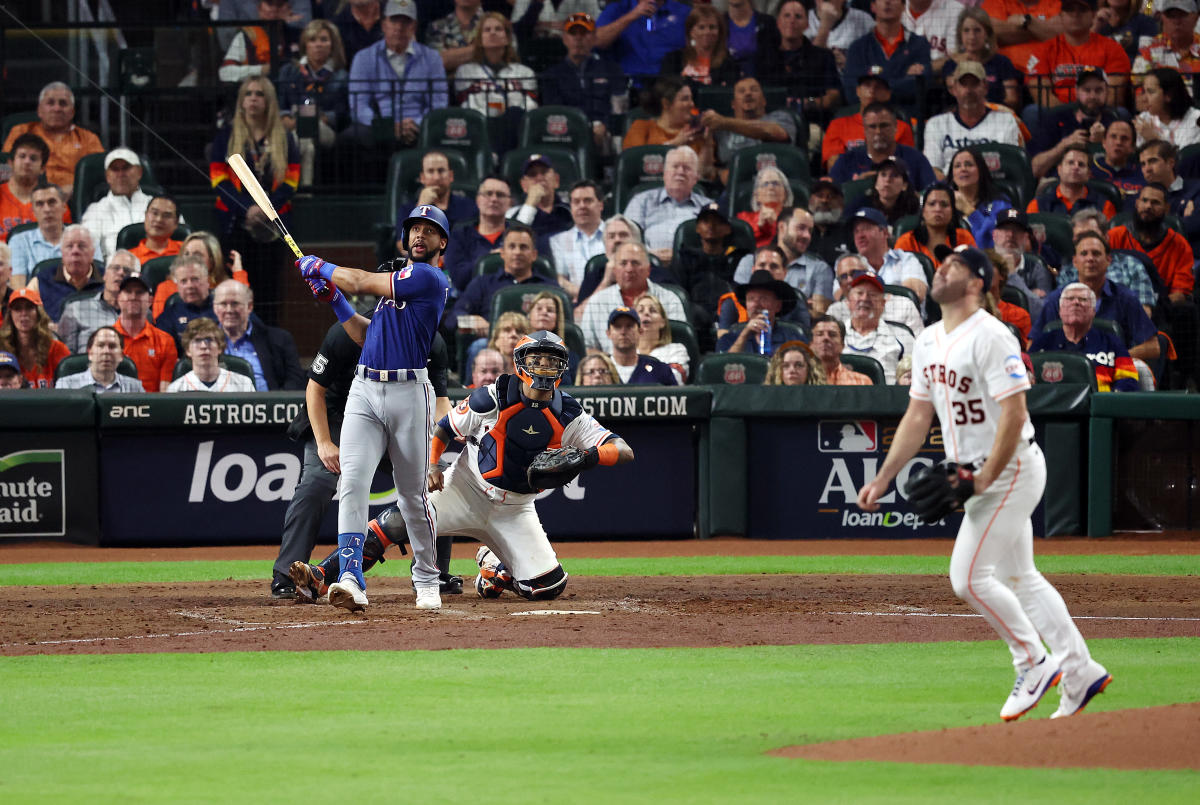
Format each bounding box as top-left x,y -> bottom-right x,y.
401,204 -> 450,251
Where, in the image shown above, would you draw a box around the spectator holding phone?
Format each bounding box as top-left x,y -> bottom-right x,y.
1030,68 -> 1124,179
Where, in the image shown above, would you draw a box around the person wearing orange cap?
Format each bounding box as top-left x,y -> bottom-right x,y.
0,288 -> 70,388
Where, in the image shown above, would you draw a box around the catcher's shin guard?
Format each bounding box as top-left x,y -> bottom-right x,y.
514,565 -> 568,601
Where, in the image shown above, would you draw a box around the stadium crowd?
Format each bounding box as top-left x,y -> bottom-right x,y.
1,0 -> 1198,394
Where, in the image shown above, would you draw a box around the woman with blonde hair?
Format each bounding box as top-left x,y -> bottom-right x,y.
209,75 -> 300,324
466,310 -> 530,383
0,288 -> 68,389
633,293 -> 689,383
941,7 -> 1020,109
276,18 -> 350,185
526,290 -> 568,339
737,166 -> 793,248
764,341 -> 825,386
456,12 -> 537,153
576,352 -> 621,386
152,231 -> 250,320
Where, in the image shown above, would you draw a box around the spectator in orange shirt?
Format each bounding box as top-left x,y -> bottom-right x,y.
623,76 -> 709,159
1,82 -> 103,196
0,133 -> 51,242
112,274 -> 178,392
808,315 -> 874,385
980,0 -> 1061,75
1107,181 -> 1197,386
1107,183 -> 1194,301
894,183 -> 977,267
820,67 -> 916,172
127,195 -> 184,265
987,248 -> 1031,344
0,287 -> 69,389
1024,0 -> 1130,108
1027,144 -> 1117,219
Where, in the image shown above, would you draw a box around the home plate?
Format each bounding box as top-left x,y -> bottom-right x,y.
511,610 -> 601,616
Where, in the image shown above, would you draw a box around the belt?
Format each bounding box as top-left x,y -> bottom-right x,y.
962,437 -> 1036,472
356,365 -> 429,383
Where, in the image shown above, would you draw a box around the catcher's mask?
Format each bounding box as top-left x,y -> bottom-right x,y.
514,330 -> 569,390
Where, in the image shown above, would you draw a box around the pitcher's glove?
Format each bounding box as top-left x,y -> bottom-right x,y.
526,446 -> 598,490
904,461 -> 975,522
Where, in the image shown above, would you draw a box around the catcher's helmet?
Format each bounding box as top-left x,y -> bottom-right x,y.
514,330 -> 570,390
401,204 -> 450,252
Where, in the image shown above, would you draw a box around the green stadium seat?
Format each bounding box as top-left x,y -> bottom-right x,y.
53,353 -> 140,382
726,144 -> 812,214
518,105 -> 596,179
841,176 -> 875,207
71,151 -> 161,220
418,108 -> 491,183
488,283 -> 574,324
614,145 -> 671,212
172,354 -> 255,381
668,319 -> 700,383
5,221 -> 38,242
1026,213 -> 1074,260
472,252 -> 557,282
672,217 -> 756,259
697,352 -> 770,384
884,283 -> 922,313
1030,351 -> 1097,390
894,215 -> 919,238
730,179 -> 809,218
1001,283 -> 1030,312
839,353 -> 885,385
972,143 -> 1035,206
139,255 -> 177,294
499,146 -> 582,193
114,222 -> 191,251
1034,179 -> 1124,214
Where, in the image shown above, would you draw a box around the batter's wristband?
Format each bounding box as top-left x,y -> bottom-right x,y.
429,433 -> 448,465
596,442 -> 620,466
329,289 -> 355,323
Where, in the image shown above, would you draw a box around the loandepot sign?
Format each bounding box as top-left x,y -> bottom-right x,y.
0,449 -> 66,536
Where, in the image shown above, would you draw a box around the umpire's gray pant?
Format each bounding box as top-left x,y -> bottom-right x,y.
272,438 -> 338,580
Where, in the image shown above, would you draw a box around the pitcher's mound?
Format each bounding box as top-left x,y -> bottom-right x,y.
771,702 -> 1199,770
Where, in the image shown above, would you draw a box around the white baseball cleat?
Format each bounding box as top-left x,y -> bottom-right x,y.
1051,662 -> 1112,719
1000,655 -> 1062,721
328,575 -> 368,612
414,584 -> 441,610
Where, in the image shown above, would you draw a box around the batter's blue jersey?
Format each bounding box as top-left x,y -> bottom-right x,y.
359,261 -> 449,370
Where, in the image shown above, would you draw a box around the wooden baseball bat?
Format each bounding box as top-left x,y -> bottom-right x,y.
226,153 -> 303,259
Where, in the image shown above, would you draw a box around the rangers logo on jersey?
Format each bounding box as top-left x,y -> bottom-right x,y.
397,265 -> 414,280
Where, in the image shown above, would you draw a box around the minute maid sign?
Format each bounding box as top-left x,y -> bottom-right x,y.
0,449 -> 66,536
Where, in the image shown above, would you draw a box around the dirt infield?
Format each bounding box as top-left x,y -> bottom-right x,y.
3,537 -> 1197,771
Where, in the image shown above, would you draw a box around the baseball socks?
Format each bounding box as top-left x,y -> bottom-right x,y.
337,532 -> 367,589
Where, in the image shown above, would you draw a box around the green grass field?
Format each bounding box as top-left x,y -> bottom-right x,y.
1,554 -> 1196,803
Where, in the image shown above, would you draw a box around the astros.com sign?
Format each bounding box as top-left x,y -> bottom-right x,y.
187,441 -> 585,504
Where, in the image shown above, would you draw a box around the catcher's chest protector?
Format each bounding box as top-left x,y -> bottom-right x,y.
476,375 -> 582,493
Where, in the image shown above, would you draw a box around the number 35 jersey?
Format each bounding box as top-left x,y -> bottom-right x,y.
910,308 -> 1035,466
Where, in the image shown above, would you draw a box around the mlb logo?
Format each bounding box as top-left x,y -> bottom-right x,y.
754,154 -> 778,172
722,363 -> 746,384
546,115 -> 569,138
643,154 -> 664,177
1040,361 -> 1064,383
446,118 -> 467,139
818,420 -> 878,453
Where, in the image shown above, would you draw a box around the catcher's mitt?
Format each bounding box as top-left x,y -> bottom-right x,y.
526,446 -> 597,489
904,461 -> 975,522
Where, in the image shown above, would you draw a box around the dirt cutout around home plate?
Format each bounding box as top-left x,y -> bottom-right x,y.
772,702 -> 1200,770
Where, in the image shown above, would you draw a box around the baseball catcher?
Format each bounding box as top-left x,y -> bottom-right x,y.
291,330 -> 635,604
904,461 -> 975,522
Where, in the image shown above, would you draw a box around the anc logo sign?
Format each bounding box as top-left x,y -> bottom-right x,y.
0,449 -> 66,536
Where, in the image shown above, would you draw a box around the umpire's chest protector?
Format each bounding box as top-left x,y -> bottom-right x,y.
476,376 -> 583,493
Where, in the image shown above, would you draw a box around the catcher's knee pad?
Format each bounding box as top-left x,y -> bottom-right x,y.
365,506 -> 408,568
514,565 -> 568,601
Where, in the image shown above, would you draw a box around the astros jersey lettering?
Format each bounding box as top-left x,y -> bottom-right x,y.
359,261 -> 450,370
910,309 -> 1035,464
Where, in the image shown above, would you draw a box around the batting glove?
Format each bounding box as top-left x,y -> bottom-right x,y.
305,277 -> 356,323
297,254 -> 334,282
305,277 -> 335,303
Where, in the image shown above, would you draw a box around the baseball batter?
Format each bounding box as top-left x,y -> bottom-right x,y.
857,247 -> 1111,721
291,331 -> 635,601
297,205 -> 450,612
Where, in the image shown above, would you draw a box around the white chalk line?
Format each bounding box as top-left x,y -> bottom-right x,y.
827,611 -> 1200,622
2,618 -> 367,648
